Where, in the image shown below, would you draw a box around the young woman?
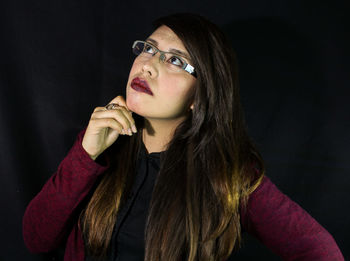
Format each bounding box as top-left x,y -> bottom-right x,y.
23,13 -> 344,261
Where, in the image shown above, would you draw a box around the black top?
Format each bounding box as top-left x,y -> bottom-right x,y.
86,143 -> 161,261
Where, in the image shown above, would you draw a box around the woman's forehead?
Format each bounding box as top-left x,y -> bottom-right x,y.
149,26 -> 183,47
148,26 -> 189,57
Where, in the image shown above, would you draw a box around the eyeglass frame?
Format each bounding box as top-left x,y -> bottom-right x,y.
132,40 -> 197,78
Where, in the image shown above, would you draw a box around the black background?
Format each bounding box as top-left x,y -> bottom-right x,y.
0,0 -> 349,260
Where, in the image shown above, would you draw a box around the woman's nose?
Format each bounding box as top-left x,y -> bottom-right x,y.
141,54 -> 160,78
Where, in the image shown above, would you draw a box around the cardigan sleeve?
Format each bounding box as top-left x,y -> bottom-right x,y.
241,176 -> 344,260
22,130 -> 109,253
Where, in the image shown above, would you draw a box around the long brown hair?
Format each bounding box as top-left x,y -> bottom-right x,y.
81,13 -> 264,260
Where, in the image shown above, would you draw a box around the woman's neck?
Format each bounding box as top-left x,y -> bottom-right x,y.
142,117 -> 184,153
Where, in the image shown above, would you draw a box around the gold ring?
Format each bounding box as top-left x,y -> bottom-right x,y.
105,103 -> 119,110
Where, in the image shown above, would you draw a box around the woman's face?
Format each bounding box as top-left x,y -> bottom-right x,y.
126,25 -> 196,123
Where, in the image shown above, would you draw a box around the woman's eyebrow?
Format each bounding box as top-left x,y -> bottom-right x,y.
146,38 -> 158,46
146,37 -> 191,60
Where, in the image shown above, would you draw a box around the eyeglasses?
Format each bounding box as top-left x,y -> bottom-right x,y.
132,40 -> 197,78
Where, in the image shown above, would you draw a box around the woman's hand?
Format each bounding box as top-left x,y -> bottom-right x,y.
82,96 -> 137,160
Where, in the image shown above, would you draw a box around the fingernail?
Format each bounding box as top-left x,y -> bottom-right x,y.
128,128 -> 132,136
121,129 -> 125,135
131,125 -> 137,133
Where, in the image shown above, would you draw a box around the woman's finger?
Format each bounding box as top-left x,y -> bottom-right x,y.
91,109 -> 135,135
93,106 -> 108,113
88,117 -> 124,134
113,107 -> 136,133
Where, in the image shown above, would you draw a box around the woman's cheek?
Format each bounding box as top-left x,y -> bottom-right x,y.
161,78 -> 191,100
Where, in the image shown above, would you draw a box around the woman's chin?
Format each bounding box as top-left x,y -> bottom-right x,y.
126,100 -> 145,117
126,98 -> 136,113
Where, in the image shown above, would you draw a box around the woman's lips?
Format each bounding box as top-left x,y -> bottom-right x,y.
131,77 -> 153,96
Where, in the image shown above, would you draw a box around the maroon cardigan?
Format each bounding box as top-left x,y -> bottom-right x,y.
23,131 -> 344,260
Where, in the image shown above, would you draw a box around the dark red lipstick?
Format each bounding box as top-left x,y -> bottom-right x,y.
131,77 -> 153,96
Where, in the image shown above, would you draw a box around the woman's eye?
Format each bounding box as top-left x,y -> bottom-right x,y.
144,44 -> 155,54
168,56 -> 184,67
